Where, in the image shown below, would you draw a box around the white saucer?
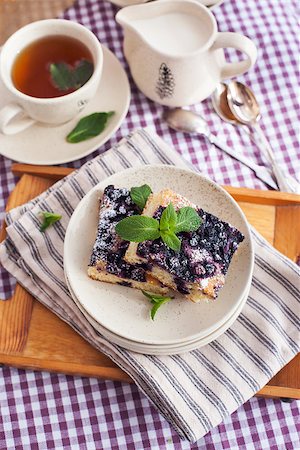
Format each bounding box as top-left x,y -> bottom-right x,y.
0,46 -> 130,165
64,165 -> 254,346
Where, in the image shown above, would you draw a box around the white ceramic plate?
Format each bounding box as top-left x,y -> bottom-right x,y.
66,274 -> 251,354
64,165 -> 254,345
0,46 -> 130,165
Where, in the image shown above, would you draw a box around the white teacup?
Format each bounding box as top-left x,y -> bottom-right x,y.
0,19 -> 103,135
116,0 -> 257,107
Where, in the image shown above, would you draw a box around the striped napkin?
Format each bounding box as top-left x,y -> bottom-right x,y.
1,129 -> 299,442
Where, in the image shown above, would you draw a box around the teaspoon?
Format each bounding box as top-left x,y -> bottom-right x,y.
212,83 -> 240,125
212,83 -> 278,165
212,83 -> 257,141
164,108 -> 277,189
226,81 -> 300,194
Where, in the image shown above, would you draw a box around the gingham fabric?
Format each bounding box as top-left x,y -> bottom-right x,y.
0,0 -> 299,448
1,129 -> 300,444
0,366 -> 299,450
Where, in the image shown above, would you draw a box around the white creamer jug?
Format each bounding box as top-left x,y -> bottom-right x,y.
116,0 -> 257,106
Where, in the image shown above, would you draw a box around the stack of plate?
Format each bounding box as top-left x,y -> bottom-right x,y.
64,166 -> 254,355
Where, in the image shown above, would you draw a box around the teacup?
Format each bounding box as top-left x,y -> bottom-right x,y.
0,19 -> 103,135
116,0 -> 257,107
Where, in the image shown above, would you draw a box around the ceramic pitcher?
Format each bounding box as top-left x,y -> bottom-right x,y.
116,0 -> 257,106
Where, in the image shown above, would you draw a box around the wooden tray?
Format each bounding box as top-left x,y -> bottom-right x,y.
0,164 -> 299,398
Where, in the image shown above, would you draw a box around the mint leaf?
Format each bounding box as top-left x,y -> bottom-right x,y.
50,63 -> 75,91
175,207 -> 202,233
160,231 -> 181,252
130,184 -> 152,211
160,203 -> 177,232
40,211 -> 62,232
50,60 -> 93,91
142,291 -> 169,303
73,60 -> 93,88
115,216 -> 160,242
150,298 -> 172,320
142,291 -> 173,320
66,111 -> 114,143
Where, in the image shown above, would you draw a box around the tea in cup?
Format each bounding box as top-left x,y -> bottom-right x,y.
0,19 -> 103,135
116,0 -> 257,107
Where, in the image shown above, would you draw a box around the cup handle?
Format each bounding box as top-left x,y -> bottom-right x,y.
0,103 -> 35,135
212,32 -> 257,79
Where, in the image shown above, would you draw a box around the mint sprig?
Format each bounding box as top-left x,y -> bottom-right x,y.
142,291 -> 173,320
50,60 -> 94,91
115,202 -> 201,252
40,211 -> 62,232
130,184 -> 152,211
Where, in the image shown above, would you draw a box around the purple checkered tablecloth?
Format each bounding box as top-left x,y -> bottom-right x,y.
0,0 -> 299,448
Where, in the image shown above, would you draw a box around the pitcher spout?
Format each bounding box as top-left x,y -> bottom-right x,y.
115,2 -> 155,34
115,6 -> 145,62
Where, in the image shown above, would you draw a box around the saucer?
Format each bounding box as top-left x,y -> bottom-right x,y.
0,46 -> 130,165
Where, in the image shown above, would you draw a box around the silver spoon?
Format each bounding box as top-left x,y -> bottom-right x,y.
212,83 -> 241,126
212,83 -> 278,169
164,108 -> 277,189
212,83 -> 258,141
226,81 -> 300,194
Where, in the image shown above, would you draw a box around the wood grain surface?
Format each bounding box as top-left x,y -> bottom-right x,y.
0,175 -> 53,353
0,165 -> 299,399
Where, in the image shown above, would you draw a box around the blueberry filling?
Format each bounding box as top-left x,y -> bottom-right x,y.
117,281 -> 132,287
174,277 -> 190,295
89,185 -> 146,282
137,206 -> 244,284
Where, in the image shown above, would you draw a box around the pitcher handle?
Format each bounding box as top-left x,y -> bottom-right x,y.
212,32 -> 257,79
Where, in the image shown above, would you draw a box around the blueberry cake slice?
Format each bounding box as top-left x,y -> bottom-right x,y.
125,189 -> 244,302
88,185 -> 168,294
